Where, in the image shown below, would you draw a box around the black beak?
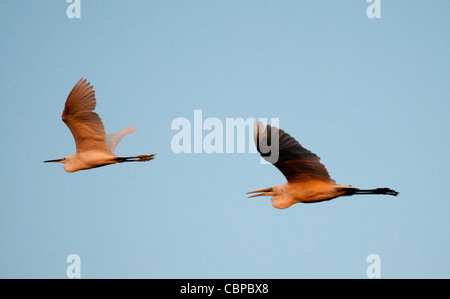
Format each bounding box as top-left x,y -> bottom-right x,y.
44,158 -> 65,163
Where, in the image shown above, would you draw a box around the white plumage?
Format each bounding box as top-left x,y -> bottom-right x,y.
44,78 -> 154,172
248,121 -> 398,209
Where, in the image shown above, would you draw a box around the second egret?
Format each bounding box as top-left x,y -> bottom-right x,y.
248,122 -> 398,209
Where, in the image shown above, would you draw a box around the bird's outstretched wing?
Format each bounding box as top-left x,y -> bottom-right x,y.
106,125 -> 136,154
254,121 -> 334,183
62,78 -> 111,153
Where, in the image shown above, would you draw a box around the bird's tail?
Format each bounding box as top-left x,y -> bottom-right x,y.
342,187 -> 399,196
115,154 -> 155,163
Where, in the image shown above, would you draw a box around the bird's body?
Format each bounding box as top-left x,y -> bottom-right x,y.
45,78 -> 154,172
55,151 -> 116,173
250,182 -> 354,209
248,122 -> 398,209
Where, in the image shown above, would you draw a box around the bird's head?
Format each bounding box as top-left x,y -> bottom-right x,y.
247,185 -> 294,209
44,156 -> 76,172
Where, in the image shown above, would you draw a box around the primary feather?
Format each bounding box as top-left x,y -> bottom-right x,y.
62,78 -> 110,153
254,122 -> 333,183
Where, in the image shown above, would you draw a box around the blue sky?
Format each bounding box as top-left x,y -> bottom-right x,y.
0,1 -> 449,278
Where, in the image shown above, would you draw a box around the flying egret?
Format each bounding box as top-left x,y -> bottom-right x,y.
44,78 -> 155,172
248,122 -> 398,209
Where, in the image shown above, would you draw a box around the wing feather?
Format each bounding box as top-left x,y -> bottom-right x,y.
254,122 -> 334,183
61,78 -> 111,153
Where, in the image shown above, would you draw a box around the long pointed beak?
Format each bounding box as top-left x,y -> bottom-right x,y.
44,158 -> 65,163
247,187 -> 273,198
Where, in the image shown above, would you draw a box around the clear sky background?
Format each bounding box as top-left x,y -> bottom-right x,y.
0,1 -> 449,278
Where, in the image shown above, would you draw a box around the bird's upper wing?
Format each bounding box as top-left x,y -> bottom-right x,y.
106,125 -> 136,154
254,121 -> 334,183
61,78 -> 111,153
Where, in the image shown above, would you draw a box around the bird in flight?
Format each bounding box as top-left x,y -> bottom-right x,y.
44,78 -> 155,172
248,121 -> 398,209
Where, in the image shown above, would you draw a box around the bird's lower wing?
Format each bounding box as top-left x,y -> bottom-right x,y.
63,112 -> 111,153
